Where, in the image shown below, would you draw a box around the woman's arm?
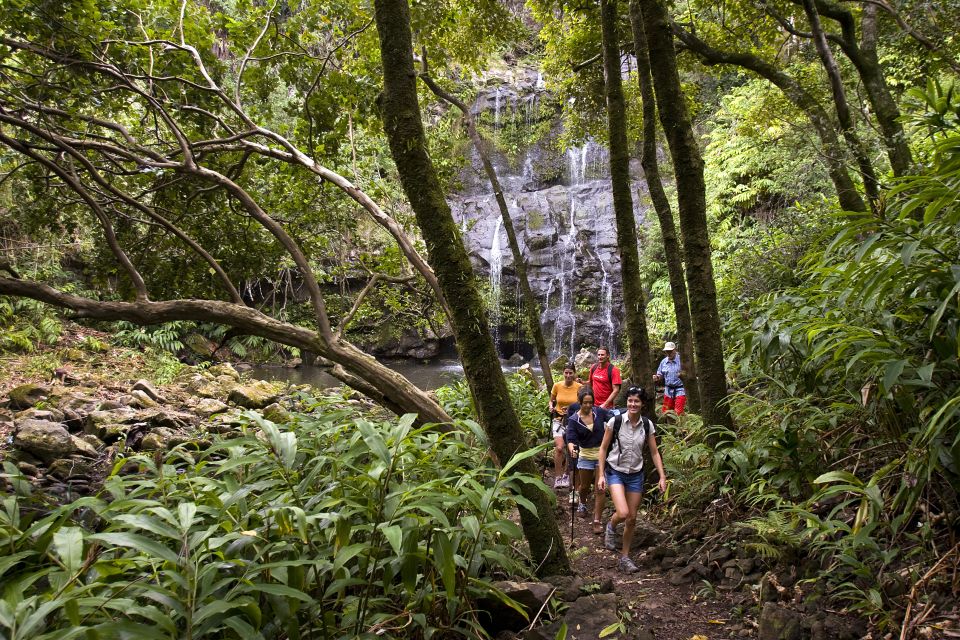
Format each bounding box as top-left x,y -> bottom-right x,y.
565,417 -> 579,456
596,424 -> 614,490
648,432 -> 667,493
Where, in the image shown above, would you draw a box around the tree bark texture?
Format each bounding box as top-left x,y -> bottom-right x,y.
600,0 -> 653,388
419,73 -> 554,390
804,0 -> 913,175
673,26 -> 867,214
638,0 -> 733,431
801,0 -> 881,209
627,0 -> 699,412
373,0 -> 570,575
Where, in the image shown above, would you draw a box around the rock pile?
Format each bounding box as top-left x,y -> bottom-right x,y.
1,365 -> 288,499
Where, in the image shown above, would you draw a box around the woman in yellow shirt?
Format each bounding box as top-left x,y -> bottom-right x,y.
548,363 -> 581,489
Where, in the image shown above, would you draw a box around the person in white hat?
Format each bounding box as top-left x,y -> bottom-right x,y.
652,341 -> 686,414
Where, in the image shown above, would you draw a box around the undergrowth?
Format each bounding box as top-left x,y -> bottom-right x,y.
0,398 -> 541,639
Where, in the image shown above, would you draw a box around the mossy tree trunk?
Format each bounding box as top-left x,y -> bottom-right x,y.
637,0 -> 733,431
627,0 -> 699,412
373,0 -> 569,575
599,0 -> 653,388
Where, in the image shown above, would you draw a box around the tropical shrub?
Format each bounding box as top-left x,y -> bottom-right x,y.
0,402 -> 540,639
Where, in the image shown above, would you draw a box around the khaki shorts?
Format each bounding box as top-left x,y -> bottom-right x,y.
551,417 -> 566,438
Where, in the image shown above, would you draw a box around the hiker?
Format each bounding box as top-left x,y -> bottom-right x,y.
549,362 -> 581,489
597,386 -> 667,574
588,346 -> 622,409
653,341 -> 686,415
566,385 -> 610,535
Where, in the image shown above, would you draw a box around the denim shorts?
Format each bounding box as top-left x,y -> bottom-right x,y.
606,468 -> 644,493
576,458 -> 598,471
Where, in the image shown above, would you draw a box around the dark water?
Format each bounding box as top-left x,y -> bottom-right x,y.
250,359 -> 543,391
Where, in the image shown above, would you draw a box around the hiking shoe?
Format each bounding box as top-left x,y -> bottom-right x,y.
556,474 -> 569,489
618,555 -> 639,574
577,503 -> 589,518
554,476 -> 563,489
604,524 -> 618,551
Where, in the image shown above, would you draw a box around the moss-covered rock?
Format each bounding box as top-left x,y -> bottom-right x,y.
8,384 -> 49,409
262,402 -> 291,424
228,380 -> 281,409
15,419 -> 97,462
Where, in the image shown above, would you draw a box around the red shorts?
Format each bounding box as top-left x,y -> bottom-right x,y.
663,394 -> 686,415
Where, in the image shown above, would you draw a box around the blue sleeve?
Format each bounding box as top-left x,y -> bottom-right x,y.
565,416 -> 578,444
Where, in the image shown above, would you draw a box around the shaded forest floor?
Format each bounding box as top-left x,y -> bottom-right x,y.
546,469 -> 755,640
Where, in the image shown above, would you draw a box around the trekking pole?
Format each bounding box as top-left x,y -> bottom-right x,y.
569,445 -> 579,547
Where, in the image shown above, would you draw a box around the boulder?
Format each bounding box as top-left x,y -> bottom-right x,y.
573,348 -> 596,370
550,354 -> 571,371
228,380 -> 281,409
477,581 -> 554,634
542,575 -> 584,602
537,593 -> 619,640
195,398 -> 229,417
15,419 -> 97,462
130,389 -> 158,408
757,603 -> 803,640
208,363 -> 241,381
141,408 -> 196,430
141,427 -> 177,451
16,407 -> 65,423
8,384 -> 49,409
506,353 -> 526,366
84,409 -> 138,437
262,403 -> 291,424
131,379 -> 162,402
49,456 -> 99,479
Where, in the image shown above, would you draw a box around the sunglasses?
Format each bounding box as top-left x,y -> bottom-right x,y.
627,386 -> 645,396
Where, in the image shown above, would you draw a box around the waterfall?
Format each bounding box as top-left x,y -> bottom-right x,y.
493,87 -> 502,131
488,217 -> 504,345
598,257 -> 615,350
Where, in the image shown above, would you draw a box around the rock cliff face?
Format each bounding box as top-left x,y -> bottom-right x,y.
448,66 -> 649,360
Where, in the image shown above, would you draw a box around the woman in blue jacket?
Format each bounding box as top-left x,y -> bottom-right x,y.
566,385 -> 610,535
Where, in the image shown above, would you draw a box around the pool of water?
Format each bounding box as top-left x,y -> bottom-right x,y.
250,358 -> 543,391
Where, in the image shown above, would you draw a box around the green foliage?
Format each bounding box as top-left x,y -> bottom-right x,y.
437,372 -> 549,445
112,321 -> 188,354
0,402 -> 541,639
0,298 -> 62,353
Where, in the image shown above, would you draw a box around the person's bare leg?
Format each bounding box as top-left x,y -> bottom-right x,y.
553,435 -> 566,480
607,484 -> 629,528
593,478 -> 607,523
620,490 -> 644,556
578,468 -> 595,510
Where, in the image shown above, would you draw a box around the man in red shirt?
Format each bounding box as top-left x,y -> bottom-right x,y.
588,347 -> 622,409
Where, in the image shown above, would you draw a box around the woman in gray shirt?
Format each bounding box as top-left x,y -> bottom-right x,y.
597,386 -> 667,573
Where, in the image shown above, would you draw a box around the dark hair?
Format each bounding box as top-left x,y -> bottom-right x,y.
563,362 -> 575,372
577,385 -> 595,403
626,386 -> 648,405
597,346 -> 610,355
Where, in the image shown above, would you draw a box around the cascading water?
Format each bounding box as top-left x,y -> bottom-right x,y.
488,217 -> 504,345
449,71 -> 638,363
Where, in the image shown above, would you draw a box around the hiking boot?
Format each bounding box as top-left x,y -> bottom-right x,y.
604,523 -> 618,551
618,555 -> 639,574
577,503 -> 589,518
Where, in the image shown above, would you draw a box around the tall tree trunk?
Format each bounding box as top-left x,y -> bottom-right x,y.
419,72 -> 554,390
673,26 -> 867,213
600,0 -> 653,389
627,0 -> 699,412
373,0 -> 569,575
799,0 -> 913,175
801,0 -> 881,210
638,0 -> 733,430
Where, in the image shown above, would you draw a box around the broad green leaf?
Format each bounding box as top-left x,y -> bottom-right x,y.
89,533 -> 181,564
813,471 -> 863,486
381,524 -> 404,555
53,527 -> 83,575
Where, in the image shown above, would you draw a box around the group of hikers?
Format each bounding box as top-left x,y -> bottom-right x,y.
546,344 -> 686,573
